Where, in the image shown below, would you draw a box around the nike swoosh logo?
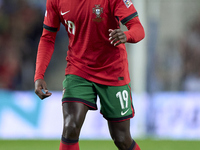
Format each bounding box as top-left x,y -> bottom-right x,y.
61,10 -> 70,15
121,109 -> 130,116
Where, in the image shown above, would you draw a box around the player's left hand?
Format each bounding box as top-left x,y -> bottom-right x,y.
108,29 -> 127,46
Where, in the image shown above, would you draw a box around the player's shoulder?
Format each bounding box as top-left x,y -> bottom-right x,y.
46,0 -> 60,8
109,0 -> 134,7
46,0 -> 59,4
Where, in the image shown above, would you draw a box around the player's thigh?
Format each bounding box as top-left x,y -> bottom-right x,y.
62,102 -> 89,139
62,102 -> 89,127
95,83 -> 134,121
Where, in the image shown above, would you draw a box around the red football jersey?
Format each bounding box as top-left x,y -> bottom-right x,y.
42,0 -> 139,86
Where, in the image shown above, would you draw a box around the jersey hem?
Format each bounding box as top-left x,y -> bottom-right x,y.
65,72 -> 130,86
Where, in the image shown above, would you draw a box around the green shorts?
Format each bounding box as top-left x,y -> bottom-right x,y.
62,75 -> 135,122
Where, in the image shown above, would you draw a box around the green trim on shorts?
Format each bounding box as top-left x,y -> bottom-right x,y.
62,75 -> 135,121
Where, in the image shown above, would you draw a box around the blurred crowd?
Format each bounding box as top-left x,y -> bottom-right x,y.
180,14 -> 200,91
0,0 -> 44,90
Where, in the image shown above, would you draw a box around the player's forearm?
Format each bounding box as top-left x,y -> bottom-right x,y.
124,16 -> 145,43
34,29 -> 56,82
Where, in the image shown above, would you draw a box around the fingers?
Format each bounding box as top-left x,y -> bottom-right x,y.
109,29 -> 127,46
35,79 -> 52,100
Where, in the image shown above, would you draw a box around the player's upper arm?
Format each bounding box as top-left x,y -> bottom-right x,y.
43,0 -> 60,32
110,0 -> 138,25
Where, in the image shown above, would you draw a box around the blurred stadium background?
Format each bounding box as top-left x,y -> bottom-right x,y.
1,0 -> 200,149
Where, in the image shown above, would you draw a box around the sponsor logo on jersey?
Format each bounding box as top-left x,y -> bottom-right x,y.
61,10 -> 70,16
92,5 -> 104,22
123,0 -> 133,8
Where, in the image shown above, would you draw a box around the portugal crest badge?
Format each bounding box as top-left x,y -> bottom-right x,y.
93,5 -> 104,22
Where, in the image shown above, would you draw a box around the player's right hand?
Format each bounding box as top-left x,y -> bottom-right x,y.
35,79 -> 52,100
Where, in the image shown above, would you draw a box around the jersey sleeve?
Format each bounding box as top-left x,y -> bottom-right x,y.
34,0 -> 59,82
110,0 -> 138,25
124,16 -> 145,43
43,0 -> 60,32
34,28 -> 57,82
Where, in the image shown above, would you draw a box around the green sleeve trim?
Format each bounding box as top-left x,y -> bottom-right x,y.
43,24 -> 58,32
121,12 -> 138,25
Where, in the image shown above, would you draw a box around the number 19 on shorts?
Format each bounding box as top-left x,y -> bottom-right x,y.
116,90 -> 129,109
